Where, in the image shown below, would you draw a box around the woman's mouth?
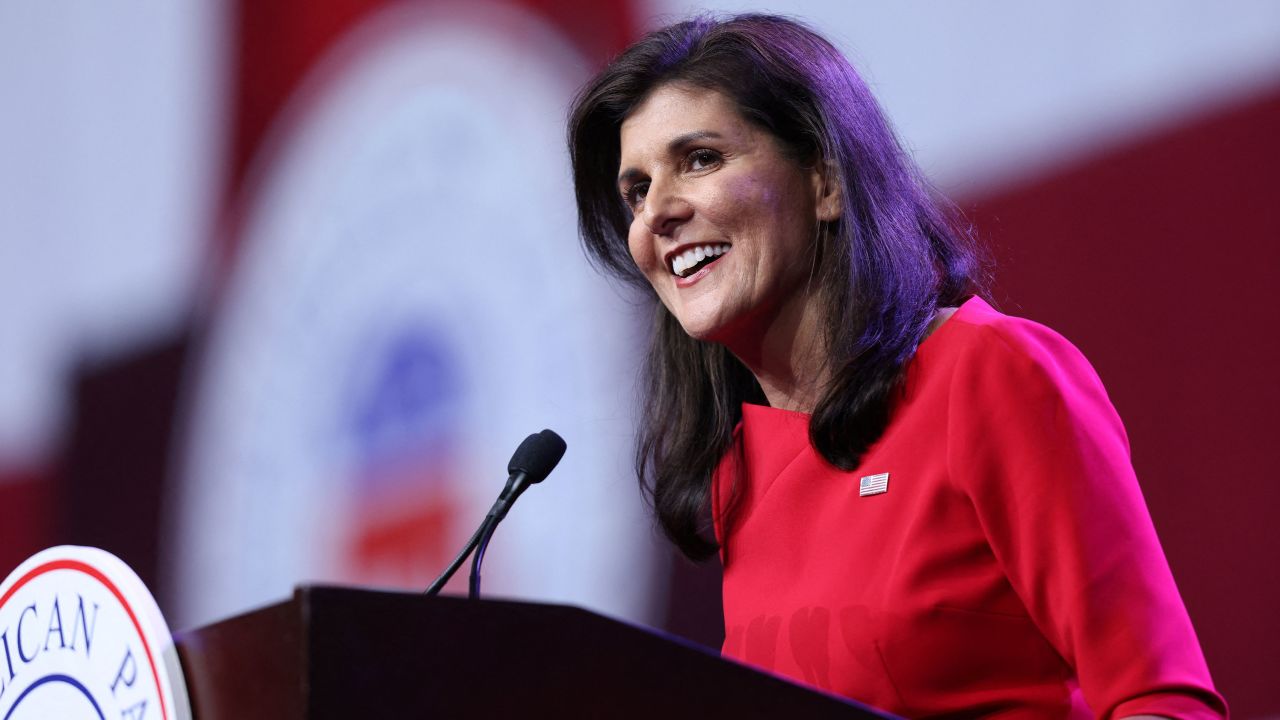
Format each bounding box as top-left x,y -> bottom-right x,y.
669,243 -> 731,278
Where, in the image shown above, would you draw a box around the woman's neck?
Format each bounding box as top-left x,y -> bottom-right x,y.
727,303 -> 958,413
720,289 -> 831,413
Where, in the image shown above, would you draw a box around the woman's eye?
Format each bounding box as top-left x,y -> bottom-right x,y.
624,182 -> 649,209
687,149 -> 721,171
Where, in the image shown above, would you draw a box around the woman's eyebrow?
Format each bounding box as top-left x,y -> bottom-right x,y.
617,167 -> 643,190
667,129 -> 723,151
617,130 -> 725,187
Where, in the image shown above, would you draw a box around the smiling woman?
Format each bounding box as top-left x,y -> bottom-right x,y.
568,13 -> 1226,719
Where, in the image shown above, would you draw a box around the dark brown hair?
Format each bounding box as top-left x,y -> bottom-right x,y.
569,14 -> 985,559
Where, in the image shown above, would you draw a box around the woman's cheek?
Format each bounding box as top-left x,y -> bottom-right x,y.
627,225 -> 650,273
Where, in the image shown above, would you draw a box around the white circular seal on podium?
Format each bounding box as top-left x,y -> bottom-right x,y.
0,546 -> 190,720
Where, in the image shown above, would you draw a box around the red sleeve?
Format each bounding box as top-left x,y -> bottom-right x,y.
946,319 -> 1227,719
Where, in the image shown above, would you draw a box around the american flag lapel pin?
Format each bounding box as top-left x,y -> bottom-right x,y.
859,472 -> 889,497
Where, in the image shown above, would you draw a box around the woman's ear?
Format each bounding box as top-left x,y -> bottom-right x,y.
811,159 -> 842,223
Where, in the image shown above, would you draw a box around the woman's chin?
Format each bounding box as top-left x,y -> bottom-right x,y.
677,315 -> 746,347
674,313 -> 727,343
666,296 -> 754,345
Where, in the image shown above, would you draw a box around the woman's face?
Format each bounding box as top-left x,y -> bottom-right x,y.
618,83 -> 838,345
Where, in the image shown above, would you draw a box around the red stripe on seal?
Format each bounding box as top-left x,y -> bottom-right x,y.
0,559 -> 170,720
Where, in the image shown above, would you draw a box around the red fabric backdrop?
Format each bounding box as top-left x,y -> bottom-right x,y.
0,469 -> 54,576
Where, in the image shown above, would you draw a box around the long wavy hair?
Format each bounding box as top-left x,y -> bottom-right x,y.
568,14 -> 986,560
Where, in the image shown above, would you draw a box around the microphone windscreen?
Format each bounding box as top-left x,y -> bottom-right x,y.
507,429 -> 567,483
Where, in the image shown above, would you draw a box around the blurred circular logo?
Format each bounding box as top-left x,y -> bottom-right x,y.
172,1 -> 652,632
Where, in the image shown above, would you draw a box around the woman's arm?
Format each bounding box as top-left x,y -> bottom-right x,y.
946,316 -> 1227,719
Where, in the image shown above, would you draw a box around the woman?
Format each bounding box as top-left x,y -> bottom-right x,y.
569,14 -> 1226,719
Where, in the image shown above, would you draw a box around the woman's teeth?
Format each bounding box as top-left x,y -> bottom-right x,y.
672,244 -> 731,277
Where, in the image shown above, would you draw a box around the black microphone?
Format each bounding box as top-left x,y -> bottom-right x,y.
424,429 -> 566,598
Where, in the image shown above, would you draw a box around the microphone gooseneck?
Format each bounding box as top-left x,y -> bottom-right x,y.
423,429 -> 566,598
468,429 -> 566,598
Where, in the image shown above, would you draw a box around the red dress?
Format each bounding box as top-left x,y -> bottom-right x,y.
712,297 -> 1226,718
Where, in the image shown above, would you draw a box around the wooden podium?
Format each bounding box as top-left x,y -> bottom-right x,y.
173,585 -> 893,718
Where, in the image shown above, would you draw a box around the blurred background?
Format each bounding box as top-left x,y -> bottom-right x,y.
1,0 -> 1277,715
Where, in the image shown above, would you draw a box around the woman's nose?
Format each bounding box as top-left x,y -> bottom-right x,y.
641,181 -> 693,236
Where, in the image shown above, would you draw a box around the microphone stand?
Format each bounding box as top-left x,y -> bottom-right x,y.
423,429 -> 564,598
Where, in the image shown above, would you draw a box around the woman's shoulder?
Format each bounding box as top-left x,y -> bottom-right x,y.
920,296 -> 1115,414
937,296 -> 1077,351
927,297 -> 1094,377
916,298 -> 1132,465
